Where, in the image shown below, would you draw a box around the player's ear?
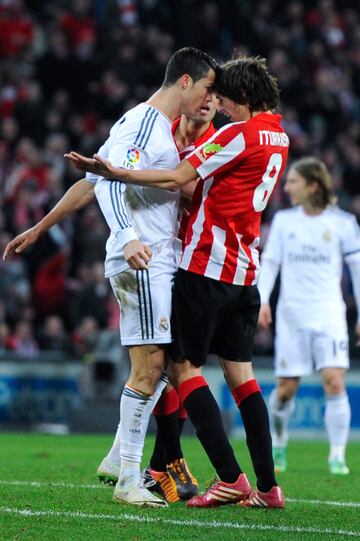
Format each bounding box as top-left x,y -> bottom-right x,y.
180,74 -> 192,89
310,180 -> 319,194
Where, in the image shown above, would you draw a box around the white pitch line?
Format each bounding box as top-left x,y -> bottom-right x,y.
287,497 -> 360,508
1,479 -> 360,509
0,506 -> 360,538
0,480 -> 102,489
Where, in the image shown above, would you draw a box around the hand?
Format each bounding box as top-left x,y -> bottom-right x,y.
3,226 -> 40,261
124,240 -> 152,270
258,303 -> 272,328
92,154 -> 119,179
64,151 -> 117,178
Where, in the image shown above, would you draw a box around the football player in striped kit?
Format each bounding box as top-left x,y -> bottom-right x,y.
4,47 -> 218,508
258,156 -> 360,476
70,55 -> 288,509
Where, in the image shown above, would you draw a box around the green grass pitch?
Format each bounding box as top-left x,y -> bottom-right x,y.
0,433 -> 359,540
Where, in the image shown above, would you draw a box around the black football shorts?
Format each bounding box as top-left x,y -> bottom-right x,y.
170,268 -> 260,367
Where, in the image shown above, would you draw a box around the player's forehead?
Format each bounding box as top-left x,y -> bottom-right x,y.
218,94 -> 234,106
196,68 -> 216,87
286,167 -> 305,183
210,93 -> 220,107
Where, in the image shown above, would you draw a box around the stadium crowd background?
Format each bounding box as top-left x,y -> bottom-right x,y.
0,0 -> 359,360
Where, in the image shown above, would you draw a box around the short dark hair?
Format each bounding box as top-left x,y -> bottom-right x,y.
162,47 -> 219,87
215,55 -> 279,112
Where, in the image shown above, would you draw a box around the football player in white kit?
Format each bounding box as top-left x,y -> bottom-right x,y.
3,95 -> 218,505
4,47 -> 218,507
258,156 -> 360,475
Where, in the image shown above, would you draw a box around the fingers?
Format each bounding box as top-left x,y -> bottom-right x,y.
3,238 -> 25,261
64,152 -> 97,172
92,155 -> 117,179
64,154 -> 88,170
258,306 -> 272,328
125,242 -> 152,270
65,151 -> 91,162
68,151 -> 86,160
93,154 -> 109,165
128,257 -> 148,270
2,243 -> 13,261
64,151 -> 115,178
144,245 -> 152,258
128,249 -> 152,270
259,315 -> 271,328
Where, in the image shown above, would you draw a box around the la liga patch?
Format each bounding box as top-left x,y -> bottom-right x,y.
126,147 -> 141,164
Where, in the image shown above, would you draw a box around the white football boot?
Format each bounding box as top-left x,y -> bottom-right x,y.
113,476 -> 168,508
97,457 -> 120,486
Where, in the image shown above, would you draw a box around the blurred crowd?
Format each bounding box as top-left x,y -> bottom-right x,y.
0,0 -> 359,359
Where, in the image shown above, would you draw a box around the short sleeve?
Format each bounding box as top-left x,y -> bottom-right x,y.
108,143 -> 155,171
187,123 -> 246,179
108,109 -> 162,172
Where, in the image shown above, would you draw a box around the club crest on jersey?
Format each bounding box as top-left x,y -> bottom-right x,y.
196,142 -> 223,162
159,317 -> 169,332
322,229 -> 332,242
124,147 -> 141,168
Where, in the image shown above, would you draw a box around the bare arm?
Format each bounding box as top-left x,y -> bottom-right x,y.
347,259 -> 360,345
181,178 -> 199,200
257,258 -> 280,329
258,304 -> 273,328
65,151 -> 198,190
3,178 -> 94,260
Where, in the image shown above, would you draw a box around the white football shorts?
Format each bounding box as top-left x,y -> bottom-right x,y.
109,245 -> 176,346
274,314 -> 349,377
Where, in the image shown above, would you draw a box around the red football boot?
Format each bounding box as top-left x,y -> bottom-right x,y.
187,473 -> 251,508
240,485 -> 285,508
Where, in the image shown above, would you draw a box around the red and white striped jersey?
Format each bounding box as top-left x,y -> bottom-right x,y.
171,117 -> 217,161
172,118 -> 217,245
182,113 -> 289,285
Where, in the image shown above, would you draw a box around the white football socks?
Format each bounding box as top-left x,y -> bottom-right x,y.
268,388 -> 295,448
106,373 -> 168,478
325,392 -> 351,463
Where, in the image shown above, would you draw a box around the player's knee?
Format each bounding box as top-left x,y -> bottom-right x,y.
324,377 -> 344,395
277,379 -> 297,401
166,362 -> 180,388
167,359 -> 200,388
129,358 -> 165,395
129,371 -> 161,395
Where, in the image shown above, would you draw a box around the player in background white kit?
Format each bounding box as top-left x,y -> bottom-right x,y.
258,156 -> 360,475
4,47 -> 218,507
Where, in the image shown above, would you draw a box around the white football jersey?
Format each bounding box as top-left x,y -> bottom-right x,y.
260,206 -> 360,327
86,103 -> 180,277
